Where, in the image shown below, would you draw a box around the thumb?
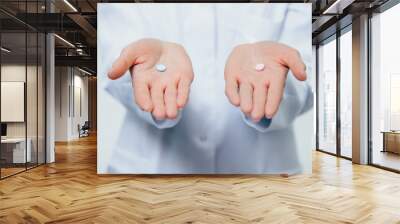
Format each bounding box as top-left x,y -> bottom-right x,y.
283,48 -> 307,81
107,42 -> 142,80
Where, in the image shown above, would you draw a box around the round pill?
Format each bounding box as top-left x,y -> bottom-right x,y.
255,63 -> 265,71
155,64 -> 167,72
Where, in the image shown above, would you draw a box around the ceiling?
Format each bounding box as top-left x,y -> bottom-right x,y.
0,0 -> 392,74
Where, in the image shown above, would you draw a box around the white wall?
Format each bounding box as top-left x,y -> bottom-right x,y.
55,66 -> 68,141
54,67 -> 89,141
70,73 -> 89,138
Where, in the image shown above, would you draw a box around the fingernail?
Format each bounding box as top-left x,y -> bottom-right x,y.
168,114 -> 177,120
177,102 -> 185,109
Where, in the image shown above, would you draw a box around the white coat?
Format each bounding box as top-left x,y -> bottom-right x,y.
98,3 -> 313,174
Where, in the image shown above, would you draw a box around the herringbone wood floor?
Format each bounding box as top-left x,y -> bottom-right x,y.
1,135 -> 400,224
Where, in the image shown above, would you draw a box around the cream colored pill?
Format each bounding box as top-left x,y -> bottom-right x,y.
255,63 -> 265,71
156,64 -> 167,72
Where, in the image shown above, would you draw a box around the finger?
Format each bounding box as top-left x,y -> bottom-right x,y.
165,83 -> 178,119
225,76 -> 240,106
108,42 -> 141,80
177,77 -> 191,108
239,82 -> 253,115
265,78 -> 285,119
251,83 -> 267,122
283,49 -> 307,81
133,79 -> 153,112
150,82 -> 166,120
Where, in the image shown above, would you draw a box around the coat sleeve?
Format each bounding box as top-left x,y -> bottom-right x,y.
241,4 -> 314,132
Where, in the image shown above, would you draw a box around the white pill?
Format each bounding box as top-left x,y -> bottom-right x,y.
255,63 -> 265,72
156,64 -> 167,72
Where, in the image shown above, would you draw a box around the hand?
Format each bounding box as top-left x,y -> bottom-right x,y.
108,38 -> 194,120
224,41 -> 306,122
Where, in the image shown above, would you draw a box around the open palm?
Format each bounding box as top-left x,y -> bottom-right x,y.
108,38 -> 194,120
224,41 -> 307,122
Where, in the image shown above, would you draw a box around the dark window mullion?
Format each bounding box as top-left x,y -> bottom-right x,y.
24,0 -> 28,171
367,11 -> 373,165
336,28 -> 341,157
36,0 -> 39,167
316,45 -> 320,150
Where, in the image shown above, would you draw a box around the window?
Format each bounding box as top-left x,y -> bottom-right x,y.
318,37 -> 337,154
371,3 -> 400,171
390,74 -> 400,130
340,29 -> 352,158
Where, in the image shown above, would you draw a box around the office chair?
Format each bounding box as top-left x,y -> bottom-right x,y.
79,121 -> 90,138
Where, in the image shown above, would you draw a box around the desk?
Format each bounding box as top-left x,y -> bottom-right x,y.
1,138 -> 31,163
381,131 -> 400,154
